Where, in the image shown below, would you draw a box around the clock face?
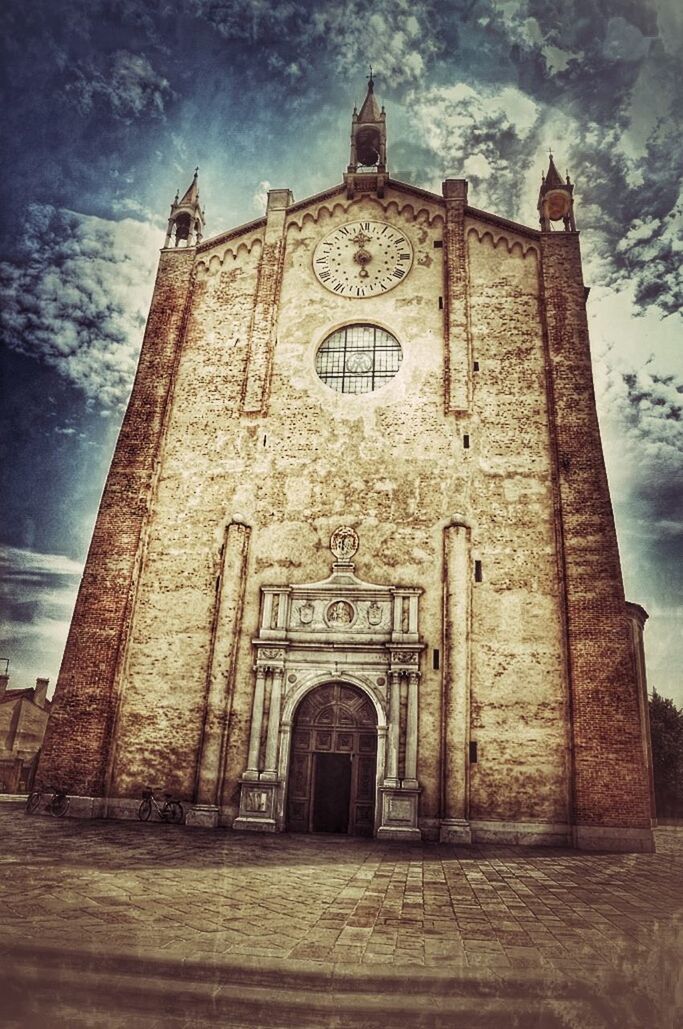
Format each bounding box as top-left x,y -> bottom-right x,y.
313,220 -> 414,297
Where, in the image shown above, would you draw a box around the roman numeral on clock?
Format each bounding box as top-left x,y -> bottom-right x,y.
393,268 -> 405,278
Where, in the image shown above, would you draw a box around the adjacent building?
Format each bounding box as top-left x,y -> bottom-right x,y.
0,674 -> 51,793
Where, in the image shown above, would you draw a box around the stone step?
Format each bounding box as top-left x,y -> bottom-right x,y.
1,941 -> 635,1028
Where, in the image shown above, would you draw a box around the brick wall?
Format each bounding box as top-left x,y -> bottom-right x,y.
37,249 -> 195,795
540,233 -> 652,829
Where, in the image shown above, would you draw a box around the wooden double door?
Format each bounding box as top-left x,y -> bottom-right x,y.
286,682 -> 378,837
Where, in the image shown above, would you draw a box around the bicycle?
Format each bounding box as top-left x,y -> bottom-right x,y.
138,789 -> 184,824
26,787 -> 70,817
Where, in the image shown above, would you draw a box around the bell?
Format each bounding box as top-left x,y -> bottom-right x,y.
356,127 -> 380,167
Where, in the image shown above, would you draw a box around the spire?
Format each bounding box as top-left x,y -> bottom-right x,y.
179,166 -> 200,206
543,152 -> 564,190
538,151 -> 576,232
345,71 -> 388,199
164,168 -> 205,248
358,68 -> 382,122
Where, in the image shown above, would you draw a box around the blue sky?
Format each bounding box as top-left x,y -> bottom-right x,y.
0,0 -> 681,702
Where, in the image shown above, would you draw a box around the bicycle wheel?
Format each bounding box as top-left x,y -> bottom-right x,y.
50,794 -> 70,817
138,798 -> 153,821
164,801 -> 184,824
26,792 -> 41,814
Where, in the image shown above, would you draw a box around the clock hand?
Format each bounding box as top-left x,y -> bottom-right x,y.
353,246 -> 372,278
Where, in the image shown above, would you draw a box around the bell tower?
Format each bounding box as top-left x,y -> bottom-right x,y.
538,152 -> 576,231
345,70 -> 388,199
164,167 -> 205,248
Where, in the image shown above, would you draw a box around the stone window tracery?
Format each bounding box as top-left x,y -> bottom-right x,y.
315,324 -> 402,394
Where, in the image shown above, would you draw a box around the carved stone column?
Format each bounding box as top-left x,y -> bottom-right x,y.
379,659 -> 421,840
385,671 -> 401,786
234,650 -> 284,832
262,667 -> 284,781
244,667 -> 267,780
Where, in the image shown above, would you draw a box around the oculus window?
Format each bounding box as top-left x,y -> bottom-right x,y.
315,325 -> 402,394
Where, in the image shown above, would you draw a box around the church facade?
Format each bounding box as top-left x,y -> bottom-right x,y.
38,79 -> 656,851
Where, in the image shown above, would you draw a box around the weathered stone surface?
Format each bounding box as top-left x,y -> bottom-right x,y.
38,175 -> 653,850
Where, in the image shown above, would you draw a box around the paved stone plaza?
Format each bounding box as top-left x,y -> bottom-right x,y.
0,811 -> 681,1027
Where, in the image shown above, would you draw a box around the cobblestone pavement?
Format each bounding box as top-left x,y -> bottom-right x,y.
1,811 -> 682,1027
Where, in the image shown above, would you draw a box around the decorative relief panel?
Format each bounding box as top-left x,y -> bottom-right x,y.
367,602 -> 382,626
244,788 -> 269,813
325,600 -> 356,627
260,648 -> 285,661
330,525 -> 359,563
391,650 -> 418,664
387,797 -> 413,822
289,597 -> 391,633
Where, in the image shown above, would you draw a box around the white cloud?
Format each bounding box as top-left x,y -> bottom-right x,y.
252,180 -> 272,213
0,546 -> 84,694
313,1 -> 436,85
0,546 -> 84,579
462,153 -> 493,180
589,285 -> 683,702
406,82 -> 541,217
0,206 -> 160,414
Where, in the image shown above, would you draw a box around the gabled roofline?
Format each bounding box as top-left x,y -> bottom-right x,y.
195,179 -> 541,251
196,215 -> 266,254
286,182 -> 347,215
466,206 -> 540,241
385,178 -> 443,204
0,688 -> 51,708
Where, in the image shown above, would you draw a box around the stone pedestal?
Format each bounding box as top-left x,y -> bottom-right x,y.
233,779 -> 279,832
185,804 -> 220,828
377,786 -> 421,840
439,818 -> 472,844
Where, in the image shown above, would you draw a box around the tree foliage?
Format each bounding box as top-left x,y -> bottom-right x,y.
649,691 -> 683,819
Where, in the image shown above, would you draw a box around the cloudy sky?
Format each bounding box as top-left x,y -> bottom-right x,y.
0,0 -> 681,703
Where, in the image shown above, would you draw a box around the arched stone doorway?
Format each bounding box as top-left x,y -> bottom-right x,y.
286,682 -> 378,836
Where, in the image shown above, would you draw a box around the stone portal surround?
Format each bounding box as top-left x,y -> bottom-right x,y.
231,528 -> 424,839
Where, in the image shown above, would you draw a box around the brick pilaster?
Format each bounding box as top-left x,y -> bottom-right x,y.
241,189 -> 292,414
540,233 -> 653,848
37,249 -> 196,796
442,179 -> 471,414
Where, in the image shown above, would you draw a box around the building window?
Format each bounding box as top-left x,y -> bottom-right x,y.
315,324 -> 402,395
